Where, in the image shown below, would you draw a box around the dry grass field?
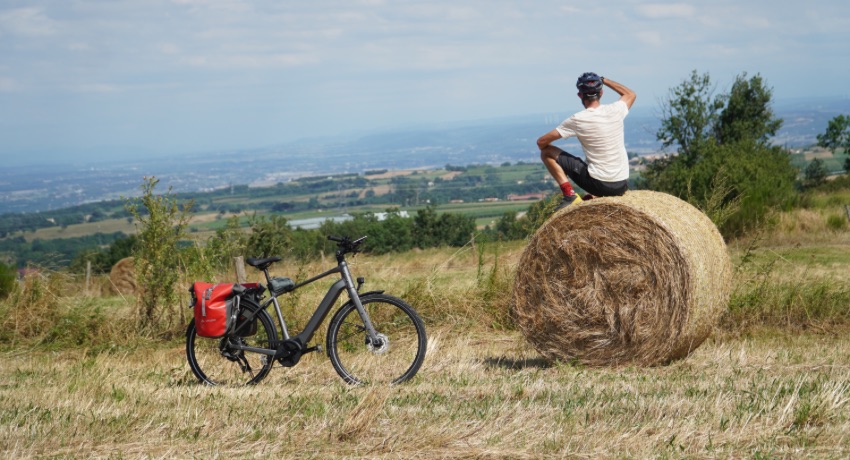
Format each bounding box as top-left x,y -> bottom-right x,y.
2,329 -> 849,459
2,223 -> 850,458
0,328 -> 850,459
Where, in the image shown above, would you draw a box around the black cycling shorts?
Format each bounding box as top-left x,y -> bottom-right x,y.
557,151 -> 629,197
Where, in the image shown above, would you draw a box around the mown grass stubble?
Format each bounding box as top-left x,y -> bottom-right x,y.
1,234 -> 849,458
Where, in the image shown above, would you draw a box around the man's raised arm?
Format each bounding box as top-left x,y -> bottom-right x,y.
602,77 -> 636,109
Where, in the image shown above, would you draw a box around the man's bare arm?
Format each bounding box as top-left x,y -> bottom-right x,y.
537,129 -> 562,151
602,77 -> 636,109
537,129 -> 569,185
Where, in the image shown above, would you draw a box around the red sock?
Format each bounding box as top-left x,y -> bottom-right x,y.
559,181 -> 576,197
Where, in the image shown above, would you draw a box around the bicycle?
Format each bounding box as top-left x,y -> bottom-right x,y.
185,235 -> 427,386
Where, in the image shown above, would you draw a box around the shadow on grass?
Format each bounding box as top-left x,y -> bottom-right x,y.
482,356 -> 551,370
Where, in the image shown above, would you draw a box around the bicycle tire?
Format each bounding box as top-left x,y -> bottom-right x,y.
326,294 -> 427,385
186,304 -> 277,386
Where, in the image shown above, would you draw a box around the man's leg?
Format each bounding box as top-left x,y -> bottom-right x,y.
540,146 -> 577,210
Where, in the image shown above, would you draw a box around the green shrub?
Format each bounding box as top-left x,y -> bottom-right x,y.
41,298 -> 115,348
0,271 -> 64,343
0,269 -> 127,348
125,177 -> 193,336
826,214 -> 846,231
0,261 -> 16,300
725,277 -> 850,331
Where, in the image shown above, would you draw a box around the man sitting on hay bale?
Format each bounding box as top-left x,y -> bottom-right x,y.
537,72 -> 637,211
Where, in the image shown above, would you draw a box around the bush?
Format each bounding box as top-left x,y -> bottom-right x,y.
125,177 -> 193,336
0,271 -> 64,343
0,261 -> 16,300
0,269 -> 126,348
725,276 -> 850,332
246,214 -> 294,258
643,71 -> 797,238
826,214 -> 846,231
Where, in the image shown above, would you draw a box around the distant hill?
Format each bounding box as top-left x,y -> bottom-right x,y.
1,97 -> 848,214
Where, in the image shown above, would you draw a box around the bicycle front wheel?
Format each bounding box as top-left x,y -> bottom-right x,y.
326,294 -> 427,385
186,308 -> 277,386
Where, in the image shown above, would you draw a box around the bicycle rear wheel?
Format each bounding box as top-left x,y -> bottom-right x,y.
326,294 -> 427,385
186,308 -> 277,386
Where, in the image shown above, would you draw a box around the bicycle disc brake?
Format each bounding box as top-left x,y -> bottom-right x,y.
366,333 -> 390,355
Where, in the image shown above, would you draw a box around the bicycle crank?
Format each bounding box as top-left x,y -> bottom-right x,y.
274,339 -> 304,367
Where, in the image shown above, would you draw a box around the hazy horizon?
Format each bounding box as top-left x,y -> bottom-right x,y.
2,1 -> 849,166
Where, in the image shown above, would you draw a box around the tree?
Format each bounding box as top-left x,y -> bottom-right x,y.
656,70 -> 725,164
125,176 -> 194,334
817,114 -> 850,151
803,158 -> 828,189
493,211 -> 524,241
488,193 -> 563,241
69,234 -> 137,274
715,73 -> 782,145
644,71 -> 797,236
413,205 -> 476,248
817,114 -> 850,170
703,140 -> 797,232
205,215 -> 247,268
412,206 -> 441,248
246,214 -> 293,258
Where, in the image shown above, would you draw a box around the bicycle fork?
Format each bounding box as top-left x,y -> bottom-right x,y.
339,260 -> 381,343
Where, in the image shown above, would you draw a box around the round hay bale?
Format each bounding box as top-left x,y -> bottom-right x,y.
511,190 -> 732,366
109,256 -> 137,296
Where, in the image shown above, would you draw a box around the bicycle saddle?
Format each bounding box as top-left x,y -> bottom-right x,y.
246,256 -> 281,269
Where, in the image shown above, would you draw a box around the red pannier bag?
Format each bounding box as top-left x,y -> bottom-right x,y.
191,282 -> 239,338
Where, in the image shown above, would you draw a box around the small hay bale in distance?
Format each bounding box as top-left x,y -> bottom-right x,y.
511,190 -> 732,366
109,256 -> 137,296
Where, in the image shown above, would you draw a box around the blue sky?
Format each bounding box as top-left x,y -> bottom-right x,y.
1,0 -> 849,165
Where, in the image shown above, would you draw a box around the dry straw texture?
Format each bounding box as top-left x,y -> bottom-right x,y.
109,256 -> 136,296
512,190 -> 732,366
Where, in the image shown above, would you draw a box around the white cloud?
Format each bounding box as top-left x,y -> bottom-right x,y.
74,83 -> 120,93
182,52 -> 319,69
2,0 -> 849,162
159,43 -> 181,55
742,17 -> 771,29
636,3 -> 697,20
0,7 -> 58,37
635,30 -> 664,47
0,77 -> 18,92
67,42 -> 92,52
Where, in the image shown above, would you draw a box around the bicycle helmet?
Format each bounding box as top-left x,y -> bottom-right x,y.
576,72 -> 603,95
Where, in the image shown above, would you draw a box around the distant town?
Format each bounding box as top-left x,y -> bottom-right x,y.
1,98 -> 847,216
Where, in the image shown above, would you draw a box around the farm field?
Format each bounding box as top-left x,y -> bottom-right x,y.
2,328 -> 848,458
13,199 -> 537,244
7,163 -> 551,245
2,225 -> 849,458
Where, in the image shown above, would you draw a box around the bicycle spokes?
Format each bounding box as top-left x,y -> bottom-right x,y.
327,294 -> 427,385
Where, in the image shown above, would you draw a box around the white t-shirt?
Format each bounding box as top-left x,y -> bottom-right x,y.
555,100 -> 630,182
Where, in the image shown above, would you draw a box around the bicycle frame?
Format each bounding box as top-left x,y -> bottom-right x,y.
186,234 -> 427,386
231,257 -> 379,358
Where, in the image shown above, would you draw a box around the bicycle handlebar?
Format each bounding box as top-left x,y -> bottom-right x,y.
328,235 -> 367,255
